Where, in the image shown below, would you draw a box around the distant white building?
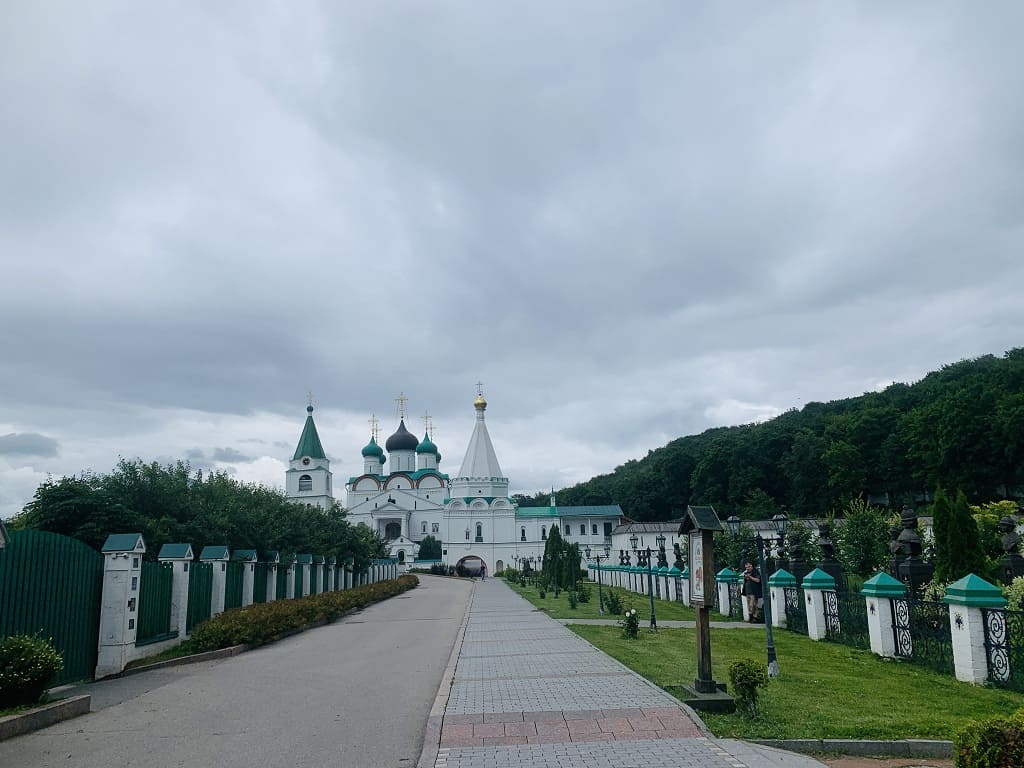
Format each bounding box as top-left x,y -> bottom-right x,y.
286,390 -> 623,572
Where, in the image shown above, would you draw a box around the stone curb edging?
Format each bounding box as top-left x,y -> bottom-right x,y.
417,579 -> 476,768
754,738 -> 953,759
0,695 -> 91,741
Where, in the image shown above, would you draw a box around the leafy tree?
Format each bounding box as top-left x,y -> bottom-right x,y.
715,522 -> 756,571
418,534 -> 442,560
931,488 -> 952,583
834,498 -> 890,577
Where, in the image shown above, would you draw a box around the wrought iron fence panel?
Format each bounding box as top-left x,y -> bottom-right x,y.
892,599 -> 952,674
784,586 -> 807,635
822,589 -> 840,637
983,607 -> 1024,690
728,582 -> 743,619
674,576 -> 684,603
825,590 -> 869,650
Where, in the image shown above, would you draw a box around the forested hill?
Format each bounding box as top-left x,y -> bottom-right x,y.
517,349 -> 1024,521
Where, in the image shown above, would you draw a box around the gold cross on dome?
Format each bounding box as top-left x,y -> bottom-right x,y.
368,414 -> 380,441
476,381 -> 484,397
395,392 -> 408,420
422,412 -> 434,437
307,391 -> 314,408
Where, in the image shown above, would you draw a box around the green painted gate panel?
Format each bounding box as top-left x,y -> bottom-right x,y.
187,561 -> 213,631
294,569 -> 304,599
136,561 -> 174,644
252,562 -> 268,603
224,561 -> 243,610
310,567 -> 319,596
275,566 -> 287,599
0,530 -> 104,685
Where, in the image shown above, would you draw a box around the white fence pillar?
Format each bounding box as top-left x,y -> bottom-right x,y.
801,568 -> 836,641
200,546 -> 230,617
945,574 -> 1007,684
861,571 -> 905,657
716,568 -> 738,618
768,569 -> 796,629
157,543 -> 193,638
96,533 -> 146,679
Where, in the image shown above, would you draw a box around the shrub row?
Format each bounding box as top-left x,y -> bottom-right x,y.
0,635 -> 63,709
184,575 -> 419,653
955,707 -> 1024,767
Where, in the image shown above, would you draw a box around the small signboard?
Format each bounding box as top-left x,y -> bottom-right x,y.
679,505 -> 723,609
690,533 -> 704,603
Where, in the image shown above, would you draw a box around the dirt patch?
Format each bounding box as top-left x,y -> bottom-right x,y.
820,757 -> 953,768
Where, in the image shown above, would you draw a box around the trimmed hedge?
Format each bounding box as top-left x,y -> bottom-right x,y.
955,707 -> 1024,767
184,575 -> 419,652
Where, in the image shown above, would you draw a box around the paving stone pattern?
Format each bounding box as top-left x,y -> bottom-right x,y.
435,578 -> 824,767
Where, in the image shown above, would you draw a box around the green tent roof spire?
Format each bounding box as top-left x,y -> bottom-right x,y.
293,404 -> 327,460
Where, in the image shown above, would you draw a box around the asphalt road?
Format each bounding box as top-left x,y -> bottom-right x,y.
0,575 -> 473,768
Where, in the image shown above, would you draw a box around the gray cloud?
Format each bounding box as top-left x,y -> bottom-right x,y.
1,3 -> 1022,518
0,433 -> 58,458
211,447 -> 253,463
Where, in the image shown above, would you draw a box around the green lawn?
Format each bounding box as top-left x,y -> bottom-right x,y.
571,624 -> 1024,740
505,578 -> 741,622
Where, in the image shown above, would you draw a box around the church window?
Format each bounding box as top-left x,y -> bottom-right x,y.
298,474 -> 312,492
432,523 -> 439,533
541,526 -> 547,540
422,522 -> 428,534
580,524 -> 586,535
475,523 -> 483,542
521,527 -> 526,542
604,522 -> 613,537
565,525 -> 570,536
465,528 -> 470,541
592,524 -> 598,535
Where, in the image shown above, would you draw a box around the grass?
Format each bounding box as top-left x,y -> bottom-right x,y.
571,624 -> 1024,740
124,643 -> 199,670
506,578 -> 716,622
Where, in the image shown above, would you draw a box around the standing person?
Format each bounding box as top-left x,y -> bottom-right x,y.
481,563 -> 486,581
741,561 -> 761,622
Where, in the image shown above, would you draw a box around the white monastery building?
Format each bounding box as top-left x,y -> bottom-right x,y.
286,390 -> 624,573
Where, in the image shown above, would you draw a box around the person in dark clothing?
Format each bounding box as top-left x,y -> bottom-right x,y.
741,561 -> 762,622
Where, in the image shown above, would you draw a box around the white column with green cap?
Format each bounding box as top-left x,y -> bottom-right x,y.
716,568 -> 737,618
157,543 -> 193,639
200,546 -> 230,617
861,572 -> 906,657
801,567 -> 836,640
96,533 -> 146,678
768,569 -> 796,628
944,574 -> 1007,684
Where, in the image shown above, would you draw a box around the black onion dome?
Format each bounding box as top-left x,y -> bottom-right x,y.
385,419 -> 419,452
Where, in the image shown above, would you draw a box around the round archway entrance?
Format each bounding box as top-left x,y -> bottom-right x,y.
455,555 -> 486,576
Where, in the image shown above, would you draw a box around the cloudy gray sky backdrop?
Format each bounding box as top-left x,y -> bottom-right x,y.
2,3 -> 1022,519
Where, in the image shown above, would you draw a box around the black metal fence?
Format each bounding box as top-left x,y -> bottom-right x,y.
983,607 -> 1024,690
824,590 -> 870,650
728,582 -> 743,619
784,586 -> 807,635
892,598 -> 953,675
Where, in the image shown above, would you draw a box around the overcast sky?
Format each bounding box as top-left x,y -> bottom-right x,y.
2,3 -> 1022,520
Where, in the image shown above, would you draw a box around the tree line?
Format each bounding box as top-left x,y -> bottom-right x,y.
517,349 -> 1024,521
10,459 -> 388,571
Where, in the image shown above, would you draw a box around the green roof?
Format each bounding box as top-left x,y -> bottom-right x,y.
233,549 -> 258,562
158,543 -> 193,559
861,572 -> 906,597
102,533 -> 145,553
801,567 -> 837,590
296,553 -> 313,565
361,436 -> 384,458
515,504 -> 623,519
346,468 -> 449,484
416,432 -> 438,455
944,573 -> 1007,607
200,545 -> 230,560
293,405 -> 327,460
264,551 -> 280,563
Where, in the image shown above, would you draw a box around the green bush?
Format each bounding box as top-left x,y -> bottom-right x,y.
729,658 -> 769,718
605,590 -> 623,615
576,584 -> 591,603
0,635 -> 63,708
955,708 -> 1024,767
620,608 -> 639,639
185,575 -> 418,653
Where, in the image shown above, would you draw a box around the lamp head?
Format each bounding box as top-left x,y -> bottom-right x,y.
772,512 -> 789,537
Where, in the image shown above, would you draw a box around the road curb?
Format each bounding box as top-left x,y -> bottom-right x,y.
417,579 -> 476,768
0,695 -> 91,741
753,738 -> 953,759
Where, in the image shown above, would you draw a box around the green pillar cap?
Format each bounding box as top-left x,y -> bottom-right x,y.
658,565 -> 669,573
768,568 -> 797,587
801,567 -> 836,590
861,572 -> 907,598
943,573 -> 1007,608
716,567 -> 739,583
668,566 -> 682,576
681,567 -> 690,578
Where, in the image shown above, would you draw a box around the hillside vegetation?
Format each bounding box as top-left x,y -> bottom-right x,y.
519,349 -> 1024,521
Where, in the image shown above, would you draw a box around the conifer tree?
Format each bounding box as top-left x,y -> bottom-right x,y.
542,524 -> 565,588
931,487 -> 951,583
944,490 -> 988,582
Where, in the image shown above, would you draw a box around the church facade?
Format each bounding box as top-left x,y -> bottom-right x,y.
286,391 -> 624,573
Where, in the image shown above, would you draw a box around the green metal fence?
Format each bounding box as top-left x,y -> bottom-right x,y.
224,561 -> 243,610
276,566 -> 288,599
136,561 -> 174,645
294,568 -> 304,599
0,529 -> 104,685
187,561 -> 213,631
253,562 -> 268,603
310,565 -> 319,595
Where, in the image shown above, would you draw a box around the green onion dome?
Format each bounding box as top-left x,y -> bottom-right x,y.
361,436 -> 385,458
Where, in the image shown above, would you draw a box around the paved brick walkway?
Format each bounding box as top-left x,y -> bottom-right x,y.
427,578 -> 827,768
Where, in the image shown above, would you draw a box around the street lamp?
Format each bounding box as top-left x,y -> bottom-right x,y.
631,543 -> 658,632
725,512 -> 788,677
629,533 -> 639,550
585,544 -> 609,615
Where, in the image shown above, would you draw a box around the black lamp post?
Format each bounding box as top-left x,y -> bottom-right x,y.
726,512 -> 788,677
585,544 -> 611,615
632,543 -> 657,632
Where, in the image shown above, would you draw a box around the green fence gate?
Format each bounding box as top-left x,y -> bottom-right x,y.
0,529 -> 104,685
224,561 -> 244,610
276,566 -> 288,599
187,561 -> 213,631
136,561 -> 175,645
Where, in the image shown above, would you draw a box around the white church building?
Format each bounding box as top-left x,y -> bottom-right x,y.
286,390 -> 624,573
